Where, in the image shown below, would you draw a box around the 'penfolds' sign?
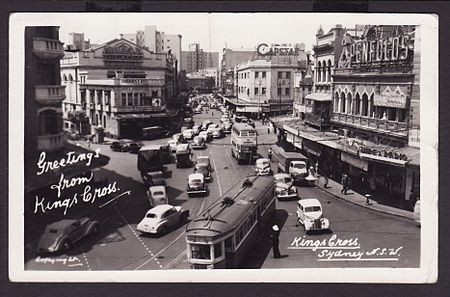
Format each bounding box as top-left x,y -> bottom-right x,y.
338,28 -> 414,68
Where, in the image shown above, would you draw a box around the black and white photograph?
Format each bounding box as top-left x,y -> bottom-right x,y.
8,12 -> 438,282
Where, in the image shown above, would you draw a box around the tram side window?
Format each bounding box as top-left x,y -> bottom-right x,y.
191,244 -> 211,260
214,243 -> 223,258
225,237 -> 233,251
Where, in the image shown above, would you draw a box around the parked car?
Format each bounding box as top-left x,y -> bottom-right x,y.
137,204 -> 189,235
198,131 -> 212,142
110,140 -> 132,152
220,115 -> 230,123
182,129 -> 195,141
142,126 -> 171,140
223,122 -> 233,134
201,120 -> 213,131
128,142 -> 143,154
296,199 -> 330,234
255,158 -> 272,176
212,127 -> 224,139
196,155 -> 211,171
274,173 -> 294,187
194,107 -> 202,114
37,217 -> 99,254
191,135 -> 207,149
413,200 -> 421,227
147,186 -> 168,207
143,171 -> 167,187
172,133 -> 186,144
275,182 -> 298,201
186,173 -> 207,196
194,163 -> 212,182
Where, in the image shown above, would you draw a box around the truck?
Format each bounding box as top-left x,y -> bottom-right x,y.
138,145 -> 167,181
272,146 -> 309,183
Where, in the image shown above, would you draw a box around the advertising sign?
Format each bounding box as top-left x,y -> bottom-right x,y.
257,43 -> 301,56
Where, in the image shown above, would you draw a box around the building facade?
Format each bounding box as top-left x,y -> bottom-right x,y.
181,43 -> 219,74
220,48 -> 255,96
293,51 -> 314,119
197,68 -> 220,87
25,26 -> 66,155
61,37 -> 178,139
186,73 -> 215,93
228,43 -> 307,117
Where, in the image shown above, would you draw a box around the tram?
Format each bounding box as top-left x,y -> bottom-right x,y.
185,175 -> 276,269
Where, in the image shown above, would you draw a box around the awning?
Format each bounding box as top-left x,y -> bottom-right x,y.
341,152 -> 369,171
305,92 -> 332,101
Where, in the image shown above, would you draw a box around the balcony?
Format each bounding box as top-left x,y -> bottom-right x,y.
32,38 -> 65,60
35,85 -> 66,105
37,132 -> 65,152
331,113 -> 408,137
305,113 -> 330,128
113,105 -> 163,113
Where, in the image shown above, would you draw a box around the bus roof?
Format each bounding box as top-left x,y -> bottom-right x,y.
233,123 -> 255,131
186,175 -> 274,239
140,144 -> 164,151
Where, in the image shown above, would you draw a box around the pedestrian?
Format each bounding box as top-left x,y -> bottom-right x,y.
267,125 -> 270,134
211,111 -> 214,116
341,173 -> 348,194
268,147 -> 273,162
270,224 -> 281,258
87,138 -> 91,148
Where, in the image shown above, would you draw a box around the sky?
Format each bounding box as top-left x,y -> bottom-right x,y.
51,13 -> 423,56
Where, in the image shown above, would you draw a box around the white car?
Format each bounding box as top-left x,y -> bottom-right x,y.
137,204 -> 189,235
196,155 -> 211,170
192,125 -> 201,135
147,186 -> 168,207
198,131 -> 212,142
191,135 -> 207,149
413,200 -> 421,227
296,199 -> 330,234
183,129 -> 194,140
187,173 -> 207,196
274,173 -> 294,187
212,128 -> 224,139
255,158 -> 272,176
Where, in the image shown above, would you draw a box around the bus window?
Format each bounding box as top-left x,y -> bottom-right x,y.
191,244 -> 211,259
214,243 -> 222,258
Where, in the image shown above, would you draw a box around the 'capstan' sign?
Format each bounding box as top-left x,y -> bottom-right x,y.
257,43 -> 300,56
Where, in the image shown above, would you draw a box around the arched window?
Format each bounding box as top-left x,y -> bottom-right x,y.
346,93 -> 352,114
340,92 -> 346,113
368,94 -> 374,117
354,93 -> 361,115
322,62 -> 326,82
68,74 -> 73,81
63,74 -> 67,81
327,60 -> 332,82
361,93 -> 369,116
334,92 -> 339,112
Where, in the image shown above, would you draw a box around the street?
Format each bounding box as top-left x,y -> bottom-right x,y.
25,109 -> 420,271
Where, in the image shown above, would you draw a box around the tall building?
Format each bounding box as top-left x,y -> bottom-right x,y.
220,48 -> 256,96
61,37 -> 178,139
197,68 -> 220,87
161,33 -> 182,72
227,43 -> 307,118
66,32 -> 91,51
181,43 -> 219,74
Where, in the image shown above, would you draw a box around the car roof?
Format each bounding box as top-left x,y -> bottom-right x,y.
177,144 -> 190,150
274,173 -> 291,179
147,204 -> 174,215
149,186 -> 166,192
140,144 -> 164,151
47,218 -> 79,229
257,158 -> 270,162
147,171 -> 163,176
197,156 -> 210,161
189,173 -> 204,180
298,198 -> 322,207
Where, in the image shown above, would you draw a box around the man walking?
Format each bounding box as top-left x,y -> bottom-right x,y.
268,147 -> 273,162
341,173 -> 348,194
270,224 -> 281,258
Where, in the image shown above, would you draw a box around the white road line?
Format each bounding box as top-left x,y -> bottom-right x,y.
163,249 -> 187,270
209,149 -> 223,196
81,252 -> 91,271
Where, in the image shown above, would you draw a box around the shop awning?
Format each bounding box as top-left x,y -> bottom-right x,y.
305,93 -> 332,101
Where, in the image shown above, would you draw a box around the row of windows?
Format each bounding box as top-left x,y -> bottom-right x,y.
277,87 -> 290,96
238,71 -> 266,79
277,71 -> 291,79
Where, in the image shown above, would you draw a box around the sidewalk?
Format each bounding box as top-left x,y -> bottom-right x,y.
315,175 -> 414,220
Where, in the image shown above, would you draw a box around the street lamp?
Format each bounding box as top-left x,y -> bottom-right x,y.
258,81 -> 262,119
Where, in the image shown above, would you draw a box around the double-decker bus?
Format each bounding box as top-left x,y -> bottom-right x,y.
185,175 -> 276,269
230,123 -> 257,164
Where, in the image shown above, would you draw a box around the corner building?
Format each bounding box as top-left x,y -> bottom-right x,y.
61,37 -> 177,139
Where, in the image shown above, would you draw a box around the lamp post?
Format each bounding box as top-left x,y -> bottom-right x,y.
258,81 -> 262,119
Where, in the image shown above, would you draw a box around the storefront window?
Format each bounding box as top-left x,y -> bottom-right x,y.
191,244 -> 211,260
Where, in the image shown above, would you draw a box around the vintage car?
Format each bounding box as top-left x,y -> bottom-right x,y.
147,186 -> 168,207
201,120 -> 213,131
182,129 -> 195,141
296,199 -> 330,234
192,125 -> 201,136
128,142 -> 143,154
212,127 -> 224,139
194,163 -> 212,182
172,133 -> 186,144
37,217 -> 99,254
274,173 -> 294,188
194,107 -> 202,114
143,171 -> 167,187
191,135 -> 207,149
255,158 -> 272,176
110,139 -> 132,152
196,156 -> 211,170
137,204 -> 189,235
220,115 -> 230,123
186,173 -> 207,196
176,144 -> 193,168
198,131 -> 212,142
275,182 -> 298,200
223,122 -> 233,134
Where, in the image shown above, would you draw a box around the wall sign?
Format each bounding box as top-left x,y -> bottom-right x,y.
103,43 -> 143,62
257,43 -> 301,56
373,86 -> 408,108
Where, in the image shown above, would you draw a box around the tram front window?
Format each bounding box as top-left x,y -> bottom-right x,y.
214,243 -> 222,258
191,244 -> 211,260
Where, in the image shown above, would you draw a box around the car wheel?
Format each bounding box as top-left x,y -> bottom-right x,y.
159,225 -> 168,235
